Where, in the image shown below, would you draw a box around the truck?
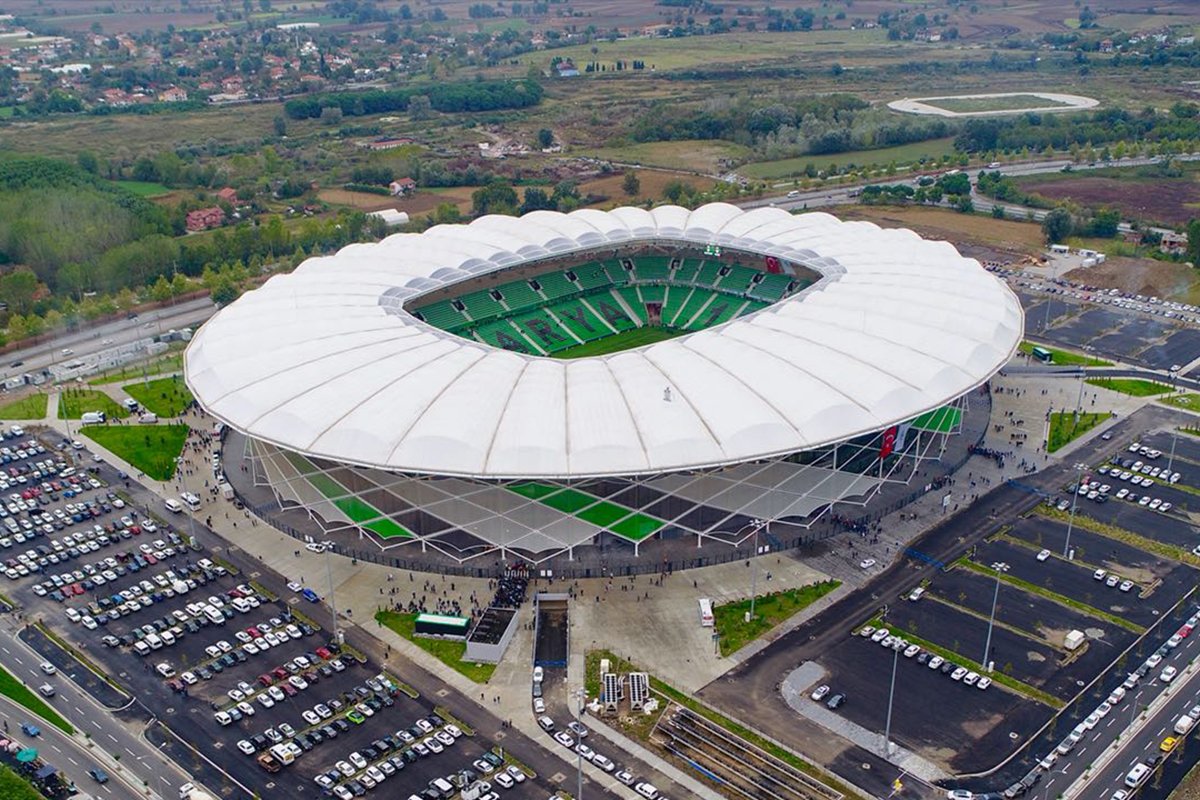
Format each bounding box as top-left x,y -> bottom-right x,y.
256,753 -> 282,773
81,411 -> 107,425
1176,714 -> 1196,735
269,743 -> 296,766
138,412 -> 158,424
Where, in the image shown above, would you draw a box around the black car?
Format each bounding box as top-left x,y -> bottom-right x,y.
333,718 -> 350,733
826,693 -> 846,710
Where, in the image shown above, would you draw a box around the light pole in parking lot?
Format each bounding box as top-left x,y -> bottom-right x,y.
572,686 -> 587,799
883,641 -> 899,755
322,541 -> 342,644
983,562 -> 1009,671
1063,462 -> 1087,559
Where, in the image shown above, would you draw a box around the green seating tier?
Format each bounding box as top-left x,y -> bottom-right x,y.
536,271 -> 577,301
750,273 -> 794,302
640,285 -> 666,303
550,298 -> 611,342
573,263 -> 611,291
497,279 -> 543,312
686,296 -> 743,330
459,290 -> 506,321
674,288 -> 716,328
617,287 -> 649,325
717,265 -> 758,294
694,262 -> 723,288
473,319 -> 540,354
507,309 -> 578,353
633,257 -> 671,282
603,263 -> 630,286
414,300 -> 469,330
662,287 -> 692,326
672,260 -> 700,283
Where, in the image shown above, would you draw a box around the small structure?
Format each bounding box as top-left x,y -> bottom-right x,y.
628,671 -> 650,710
369,209 -> 410,228
215,187 -> 238,204
414,612 -> 469,639
186,207 -> 225,232
1064,629 -> 1085,650
388,177 -> 416,196
1161,231 -> 1188,256
463,607 -> 518,664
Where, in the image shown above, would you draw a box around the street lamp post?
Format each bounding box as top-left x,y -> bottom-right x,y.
883,642 -> 899,755
323,541 -> 342,643
572,687 -> 586,800
749,518 -> 767,620
982,562 -> 1009,670
1063,463 -> 1086,559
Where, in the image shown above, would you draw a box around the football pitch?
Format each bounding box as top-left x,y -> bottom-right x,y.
551,326 -> 680,359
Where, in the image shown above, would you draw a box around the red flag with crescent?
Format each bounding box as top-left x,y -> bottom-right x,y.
764,255 -> 782,274
880,425 -> 899,459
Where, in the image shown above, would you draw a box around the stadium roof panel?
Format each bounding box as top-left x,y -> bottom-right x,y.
186,204 -> 1022,479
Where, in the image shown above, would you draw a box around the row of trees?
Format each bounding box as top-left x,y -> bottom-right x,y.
955,104 -> 1200,154
283,78 -> 544,120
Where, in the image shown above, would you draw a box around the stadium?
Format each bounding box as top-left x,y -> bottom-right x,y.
185,203 -> 1022,568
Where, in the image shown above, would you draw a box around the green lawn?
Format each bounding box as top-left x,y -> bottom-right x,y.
1163,394 -> 1200,412
81,424 -> 189,480
0,393 -> 48,420
58,388 -> 129,420
89,352 -> 183,385
0,765 -> 46,800
713,580 -> 841,656
740,137 -> 957,180
114,180 -> 173,197
1085,378 -> 1174,397
921,94 -> 1071,114
375,611 -> 495,683
0,662 -> 74,734
1047,411 -> 1112,453
552,327 -> 681,359
1018,341 -> 1112,367
123,376 -> 194,417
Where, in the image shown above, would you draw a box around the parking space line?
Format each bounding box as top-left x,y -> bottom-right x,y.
107,733 -> 117,742
91,720 -> 101,730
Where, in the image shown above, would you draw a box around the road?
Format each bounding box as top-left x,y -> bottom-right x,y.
1067,626 -> 1200,800
0,297 -> 215,384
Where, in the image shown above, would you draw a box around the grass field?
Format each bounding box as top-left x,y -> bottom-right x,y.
374,611 -> 495,683
123,376 -> 193,417
1019,341 -> 1113,367
921,94 -> 1071,114
713,580 -> 840,656
0,662 -> 74,734
0,765 -> 45,800
0,393 -> 47,420
1085,378 -> 1174,397
89,352 -> 183,385
1047,411 -> 1112,453
81,424 -> 189,480
59,389 -> 129,420
740,137 -> 957,180
1163,395 -> 1200,413
586,140 -> 752,174
114,180 -> 173,197
842,205 -> 1045,252
553,327 -> 680,359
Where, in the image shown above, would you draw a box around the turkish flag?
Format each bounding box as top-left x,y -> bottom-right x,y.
879,425 -> 899,459
764,255 -> 782,274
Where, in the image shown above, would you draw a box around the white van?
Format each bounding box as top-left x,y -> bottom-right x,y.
81,411 -> 106,425
1125,764 -> 1151,788
1176,715 -> 1196,735
181,492 -> 201,511
205,606 -> 226,625
145,633 -> 163,650
429,777 -> 454,795
138,413 -> 158,424
635,782 -> 661,799
164,498 -> 183,514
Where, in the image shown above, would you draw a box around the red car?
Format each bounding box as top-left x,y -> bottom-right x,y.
258,674 -> 274,687
315,647 -> 332,660
272,667 -> 289,680
280,683 -> 298,698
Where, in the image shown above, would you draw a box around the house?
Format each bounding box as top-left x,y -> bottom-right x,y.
186,207 -> 225,232
555,60 -> 580,78
1160,231 -> 1189,256
1099,38 -> 1114,53
388,177 -> 416,196
215,187 -> 238,204
158,86 -> 188,102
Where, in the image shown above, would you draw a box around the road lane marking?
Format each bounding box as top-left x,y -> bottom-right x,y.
67,757 -> 78,766
107,734 -> 117,742
91,720 -> 102,730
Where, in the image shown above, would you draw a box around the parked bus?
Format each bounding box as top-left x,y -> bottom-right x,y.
698,598 -> 714,627
1031,346 -> 1053,363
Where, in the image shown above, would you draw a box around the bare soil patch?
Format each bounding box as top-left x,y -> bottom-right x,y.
579,169 -> 716,207
1064,256 -> 1200,302
841,205 -> 1044,254
1020,176 -> 1200,227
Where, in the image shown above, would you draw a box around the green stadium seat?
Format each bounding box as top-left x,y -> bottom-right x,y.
716,265 -> 758,294
585,291 -> 638,331
508,308 -> 578,352
472,319 -> 544,354
739,299 -> 770,316
549,298 -> 612,342
640,285 -> 666,303
603,262 -> 630,287
572,263 -> 611,291
673,287 -> 717,329
413,300 -> 469,331
496,279 -> 543,313
672,259 -> 700,284
686,296 -> 745,330
633,257 -> 671,282
662,286 -> 692,326
617,287 -> 649,325
749,273 -> 794,302
535,271 -> 577,301
694,261 -> 722,288
459,290 -> 507,322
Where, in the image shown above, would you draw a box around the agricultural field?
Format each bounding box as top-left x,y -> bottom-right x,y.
578,169 -> 717,206
841,205 -> 1045,253
740,137 -> 957,180
586,140 -> 751,175
1015,169 -> 1200,227
114,180 -> 173,197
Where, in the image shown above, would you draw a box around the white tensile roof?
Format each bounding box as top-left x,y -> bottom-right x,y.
186,203 -> 1022,479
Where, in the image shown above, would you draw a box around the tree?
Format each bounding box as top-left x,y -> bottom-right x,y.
622,171 -> 640,197
273,115 -> 287,137
519,187 -> 554,215
149,275 -> 173,302
1186,219 -> 1200,265
536,128 -> 554,150
76,151 -> 99,175
471,180 -> 519,217
408,95 -> 432,120
1043,207 -> 1074,244
211,278 -> 240,306
0,269 -> 39,315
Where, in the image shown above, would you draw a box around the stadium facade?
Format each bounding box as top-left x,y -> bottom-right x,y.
186,203 -> 1022,565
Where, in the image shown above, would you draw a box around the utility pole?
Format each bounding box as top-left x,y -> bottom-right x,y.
1063,463 -> 1086,558
983,562 -> 1009,670
884,644 -> 899,755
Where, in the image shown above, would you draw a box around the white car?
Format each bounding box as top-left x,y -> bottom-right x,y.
1036,549 -> 1051,562
236,739 -> 255,755
859,558 -> 876,569
1161,666 -> 1178,683
810,685 -> 830,701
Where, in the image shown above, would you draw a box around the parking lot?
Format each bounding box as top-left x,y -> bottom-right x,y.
791,433 -> 1200,776
0,429 -> 577,800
